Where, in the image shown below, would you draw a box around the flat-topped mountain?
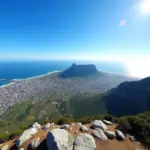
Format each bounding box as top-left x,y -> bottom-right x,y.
59,64 -> 98,78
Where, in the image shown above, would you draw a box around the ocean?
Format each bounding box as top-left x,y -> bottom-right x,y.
0,60 -> 129,86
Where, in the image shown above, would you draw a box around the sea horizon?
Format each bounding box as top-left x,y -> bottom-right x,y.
0,60 -> 130,86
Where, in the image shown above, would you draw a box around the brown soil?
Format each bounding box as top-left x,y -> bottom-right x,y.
0,122 -> 147,150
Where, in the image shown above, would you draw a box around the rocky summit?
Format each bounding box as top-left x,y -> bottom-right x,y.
0,120 -> 146,150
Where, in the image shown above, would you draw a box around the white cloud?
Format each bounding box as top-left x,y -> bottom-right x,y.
119,20 -> 126,26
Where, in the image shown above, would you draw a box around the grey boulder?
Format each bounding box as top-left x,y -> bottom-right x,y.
47,129 -> 74,150
61,124 -> 70,129
81,125 -> 88,132
74,133 -> 96,150
105,130 -> 116,139
129,135 -> 136,141
116,129 -> 125,140
103,120 -> 112,125
43,123 -> 51,131
92,128 -> 108,140
92,120 -> 108,131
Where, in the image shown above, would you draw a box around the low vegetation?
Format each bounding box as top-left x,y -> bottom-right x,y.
118,111 -> 150,148
0,99 -> 62,137
66,94 -> 106,118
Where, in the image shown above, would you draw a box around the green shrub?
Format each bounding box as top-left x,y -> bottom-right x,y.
57,117 -> 72,125
114,117 -> 120,124
104,114 -> 114,121
43,119 -> 50,124
63,114 -> 73,118
9,129 -> 23,140
119,118 -> 131,133
0,134 -> 10,142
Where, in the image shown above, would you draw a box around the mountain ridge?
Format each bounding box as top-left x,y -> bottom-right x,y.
105,77 -> 150,116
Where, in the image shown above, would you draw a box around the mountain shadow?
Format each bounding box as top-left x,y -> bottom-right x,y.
104,77 -> 150,116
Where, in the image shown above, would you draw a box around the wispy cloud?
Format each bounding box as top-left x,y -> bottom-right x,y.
119,20 -> 126,26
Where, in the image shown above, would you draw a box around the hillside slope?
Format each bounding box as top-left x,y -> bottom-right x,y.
105,77 -> 150,116
66,94 -> 106,118
66,77 -> 150,117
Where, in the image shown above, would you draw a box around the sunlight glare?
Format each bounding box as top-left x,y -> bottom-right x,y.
140,0 -> 150,14
126,59 -> 150,78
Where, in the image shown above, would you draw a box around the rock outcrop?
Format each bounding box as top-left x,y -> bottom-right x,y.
74,133 -> 96,150
47,129 -> 74,150
129,135 -> 136,141
61,124 -> 70,129
16,128 -> 38,147
77,123 -> 82,127
92,128 -> 108,140
105,130 -> 116,139
92,120 -> 108,131
103,120 -> 112,125
81,125 -> 88,132
32,122 -> 41,129
115,129 -> 125,140
43,123 -> 51,131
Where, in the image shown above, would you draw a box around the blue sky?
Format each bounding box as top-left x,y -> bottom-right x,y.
0,0 -> 150,62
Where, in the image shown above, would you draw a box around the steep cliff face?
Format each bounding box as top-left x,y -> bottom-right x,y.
59,64 -> 98,78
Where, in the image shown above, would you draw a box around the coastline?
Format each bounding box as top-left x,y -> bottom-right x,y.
0,70 -> 61,88
0,70 -> 140,89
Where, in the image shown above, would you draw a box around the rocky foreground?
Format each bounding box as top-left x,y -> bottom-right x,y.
0,120 -> 146,150
0,71 -> 133,115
